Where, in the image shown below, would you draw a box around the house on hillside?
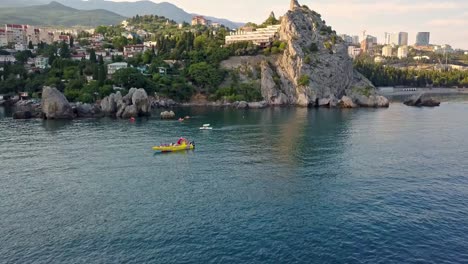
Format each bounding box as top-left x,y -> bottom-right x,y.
192,16 -> 211,26
123,44 -> 147,58
107,62 -> 128,77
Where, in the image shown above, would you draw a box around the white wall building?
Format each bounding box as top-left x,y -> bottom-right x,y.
0,29 -> 7,47
382,46 -> 393,57
225,25 -> 281,47
5,24 -> 27,45
35,56 -> 49,69
107,62 -> 128,76
398,46 -> 409,59
348,46 -> 362,59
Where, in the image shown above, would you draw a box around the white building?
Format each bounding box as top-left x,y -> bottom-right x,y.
352,36 -> 360,45
382,46 -> 393,57
14,43 -> 26,51
143,41 -> 157,48
5,24 -> 27,45
348,46 -> 362,59
0,55 -> 17,64
225,25 -> 280,47
39,31 -> 54,45
386,32 -> 408,46
398,46 -> 409,59
35,56 -> 49,69
107,62 -> 128,76
0,29 -> 7,47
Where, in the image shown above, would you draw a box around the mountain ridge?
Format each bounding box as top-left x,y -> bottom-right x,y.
0,2 -> 125,27
0,0 -> 244,29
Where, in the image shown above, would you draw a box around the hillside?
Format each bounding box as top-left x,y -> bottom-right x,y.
0,0 -> 244,29
0,2 -> 125,27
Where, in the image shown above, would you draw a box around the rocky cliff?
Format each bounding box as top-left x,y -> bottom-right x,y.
221,2 -> 388,107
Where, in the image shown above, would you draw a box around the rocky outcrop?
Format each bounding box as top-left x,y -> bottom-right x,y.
160,111 -> 176,119
248,101 -> 268,109
13,110 -> 33,119
100,88 -> 151,118
339,96 -> 357,108
352,94 -> 390,108
41,86 -> 74,119
73,103 -> 101,118
220,2 -> 388,108
236,101 -> 249,109
404,94 -> 440,107
100,92 -> 121,115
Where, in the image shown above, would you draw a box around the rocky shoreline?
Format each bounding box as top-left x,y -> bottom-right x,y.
7,86 -> 446,120
8,87 -> 394,120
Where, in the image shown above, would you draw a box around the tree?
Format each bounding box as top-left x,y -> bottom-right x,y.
97,65 -> 106,85
112,36 -> 128,51
28,41 -> 33,50
187,62 -> 225,91
112,68 -> 147,89
89,49 -> 97,63
59,42 -> 71,58
98,55 -> 104,65
15,50 -> 32,64
69,36 -> 74,47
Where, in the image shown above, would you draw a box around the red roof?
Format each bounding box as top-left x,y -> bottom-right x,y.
7,24 -> 23,29
0,29 -> 5,33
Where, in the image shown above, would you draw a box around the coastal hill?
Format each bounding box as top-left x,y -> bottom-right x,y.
0,2 -> 125,27
221,0 -> 385,106
0,0 -> 244,29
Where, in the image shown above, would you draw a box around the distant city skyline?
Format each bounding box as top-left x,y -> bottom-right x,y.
110,0 -> 468,49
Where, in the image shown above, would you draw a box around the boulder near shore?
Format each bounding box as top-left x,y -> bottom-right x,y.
41,86 -> 74,119
404,94 -> 441,107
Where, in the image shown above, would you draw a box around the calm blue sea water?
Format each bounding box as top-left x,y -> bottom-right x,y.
1,103 -> 468,263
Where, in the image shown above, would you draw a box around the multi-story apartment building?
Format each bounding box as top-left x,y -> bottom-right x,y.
382,46 -> 393,57
5,24 -> 27,45
123,44 -> 148,58
107,62 -> 128,76
0,29 -> 7,47
415,32 -> 430,46
398,46 -> 409,59
386,32 -> 408,46
225,25 -> 281,47
348,46 -> 362,59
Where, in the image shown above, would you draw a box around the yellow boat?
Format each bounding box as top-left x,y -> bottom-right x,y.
152,138 -> 195,153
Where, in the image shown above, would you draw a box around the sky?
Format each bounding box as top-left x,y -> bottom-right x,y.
112,0 -> 468,49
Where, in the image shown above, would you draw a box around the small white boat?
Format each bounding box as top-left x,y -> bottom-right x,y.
199,124 -> 213,130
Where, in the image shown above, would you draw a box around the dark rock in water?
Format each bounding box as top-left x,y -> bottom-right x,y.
404,94 -> 440,107
13,111 -> 32,119
41,86 -> 74,119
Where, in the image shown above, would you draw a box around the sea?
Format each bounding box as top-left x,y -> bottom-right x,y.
1,103 -> 468,263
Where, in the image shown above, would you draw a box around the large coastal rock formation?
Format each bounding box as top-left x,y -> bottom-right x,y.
101,88 -> 151,118
41,86 -> 74,119
221,1 -> 388,108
